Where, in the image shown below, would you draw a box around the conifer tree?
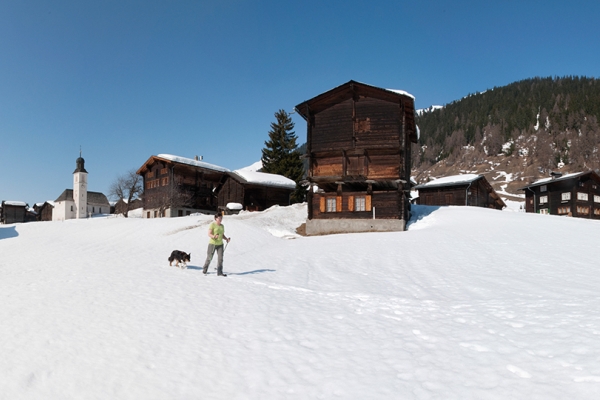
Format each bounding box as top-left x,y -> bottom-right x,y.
261,109 -> 306,203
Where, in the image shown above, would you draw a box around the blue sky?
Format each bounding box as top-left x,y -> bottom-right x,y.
2,0 -> 600,205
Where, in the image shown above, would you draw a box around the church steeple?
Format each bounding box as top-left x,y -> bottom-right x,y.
73,149 -> 88,218
74,149 -> 87,173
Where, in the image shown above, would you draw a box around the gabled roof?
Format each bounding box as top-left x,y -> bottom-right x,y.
1,201 -> 28,207
55,189 -> 110,205
230,169 -> 296,190
519,170 -> 600,190
414,174 -> 506,209
294,80 -> 418,143
136,154 -> 230,175
413,174 -> 482,190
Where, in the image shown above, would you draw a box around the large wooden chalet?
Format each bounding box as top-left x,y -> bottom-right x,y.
520,170 -> 600,219
295,80 -> 419,235
414,174 -> 506,210
136,154 -> 229,218
136,154 -> 297,217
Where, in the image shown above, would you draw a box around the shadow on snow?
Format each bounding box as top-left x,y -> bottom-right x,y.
0,226 -> 18,240
185,265 -> 276,275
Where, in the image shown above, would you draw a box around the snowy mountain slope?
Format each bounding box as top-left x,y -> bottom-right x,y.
1,205 -> 599,399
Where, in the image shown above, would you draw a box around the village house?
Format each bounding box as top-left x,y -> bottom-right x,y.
136,154 -> 298,218
414,174 -> 506,210
113,198 -> 143,215
34,201 -> 55,222
136,154 -> 230,218
52,155 -> 110,221
217,169 -> 296,213
294,80 -> 419,235
520,170 -> 600,219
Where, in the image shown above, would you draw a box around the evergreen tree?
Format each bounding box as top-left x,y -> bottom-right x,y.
261,109 -> 306,203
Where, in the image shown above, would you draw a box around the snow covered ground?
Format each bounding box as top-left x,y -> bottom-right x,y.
1,204 -> 600,399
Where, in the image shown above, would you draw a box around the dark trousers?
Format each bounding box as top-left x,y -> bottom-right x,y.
202,244 -> 224,274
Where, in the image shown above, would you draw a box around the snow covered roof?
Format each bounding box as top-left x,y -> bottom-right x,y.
232,169 -> 296,189
413,174 -> 482,189
385,88 -> 415,100
526,172 -> 587,187
237,160 -> 263,172
2,201 -> 27,207
55,189 -> 109,204
157,154 -> 230,173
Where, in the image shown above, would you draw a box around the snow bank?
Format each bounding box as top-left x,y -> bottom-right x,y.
2,204 -> 600,399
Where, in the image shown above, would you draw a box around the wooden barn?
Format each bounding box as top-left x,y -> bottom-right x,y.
35,201 -> 55,221
136,154 -> 230,218
294,80 -> 419,235
216,169 -> 296,212
1,201 -> 29,224
520,170 -> 600,219
414,174 -> 506,210
113,198 -> 143,216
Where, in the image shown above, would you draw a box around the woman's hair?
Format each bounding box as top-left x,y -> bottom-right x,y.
215,213 -> 222,220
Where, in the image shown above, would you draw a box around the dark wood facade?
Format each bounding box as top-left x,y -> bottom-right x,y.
216,172 -> 294,212
36,201 -> 54,221
113,198 -> 143,215
295,80 -> 418,231
520,171 -> 600,219
136,155 -> 229,217
414,175 -> 506,210
1,201 -> 28,224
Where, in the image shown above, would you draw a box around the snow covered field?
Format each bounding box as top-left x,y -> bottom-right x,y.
1,204 -> 600,399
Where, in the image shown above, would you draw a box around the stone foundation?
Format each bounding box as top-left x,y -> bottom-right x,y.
305,219 -> 406,236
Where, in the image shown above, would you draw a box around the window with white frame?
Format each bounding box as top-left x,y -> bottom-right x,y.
354,196 -> 366,211
577,192 -> 589,201
561,192 -> 571,201
540,185 -> 547,192
326,197 -> 337,212
539,195 -> 548,204
539,208 -> 549,214
595,195 -> 600,203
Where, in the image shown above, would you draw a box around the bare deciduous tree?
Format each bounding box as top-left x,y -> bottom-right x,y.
110,169 -> 143,217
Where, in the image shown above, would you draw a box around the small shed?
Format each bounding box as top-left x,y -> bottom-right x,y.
217,170 -> 296,212
1,201 -> 29,224
36,201 -> 55,221
113,198 -> 143,215
414,174 -> 505,210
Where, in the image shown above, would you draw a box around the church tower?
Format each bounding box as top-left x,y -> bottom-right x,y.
73,152 -> 88,219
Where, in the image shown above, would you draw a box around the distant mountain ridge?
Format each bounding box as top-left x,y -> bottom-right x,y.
412,76 -> 600,199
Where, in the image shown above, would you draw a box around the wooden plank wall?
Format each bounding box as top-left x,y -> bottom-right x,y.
311,191 -> 400,220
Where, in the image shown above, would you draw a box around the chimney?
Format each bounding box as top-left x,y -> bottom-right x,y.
550,171 -> 562,179
195,155 -> 203,161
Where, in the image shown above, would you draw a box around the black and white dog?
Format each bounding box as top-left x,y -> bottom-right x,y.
168,250 -> 191,269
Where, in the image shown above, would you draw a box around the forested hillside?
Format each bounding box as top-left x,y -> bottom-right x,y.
413,76 -> 600,197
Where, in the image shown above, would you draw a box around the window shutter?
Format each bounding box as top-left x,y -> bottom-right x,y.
366,195 -> 372,211
336,196 -> 342,212
319,197 -> 325,213
348,196 -> 354,212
